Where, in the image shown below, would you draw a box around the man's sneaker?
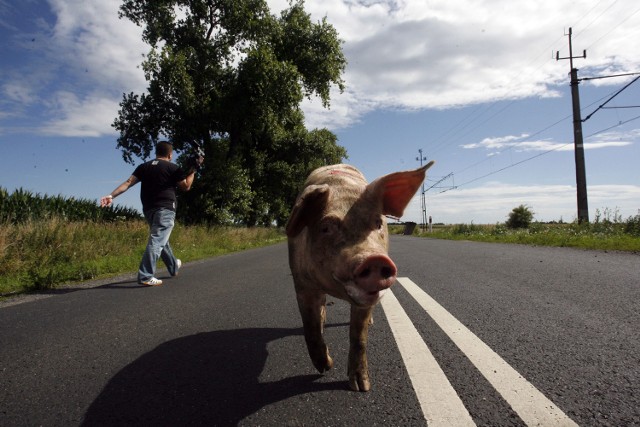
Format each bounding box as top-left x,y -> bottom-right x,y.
172,259 -> 182,277
140,277 -> 162,286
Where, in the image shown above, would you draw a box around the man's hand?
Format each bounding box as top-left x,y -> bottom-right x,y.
100,195 -> 113,208
195,155 -> 204,169
188,155 -> 204,171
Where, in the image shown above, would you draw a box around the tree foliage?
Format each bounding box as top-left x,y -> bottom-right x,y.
506,204 -> 534,229
113,0 -> 347,225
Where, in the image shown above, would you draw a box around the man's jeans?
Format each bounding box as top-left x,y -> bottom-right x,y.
138,208 -> 179,282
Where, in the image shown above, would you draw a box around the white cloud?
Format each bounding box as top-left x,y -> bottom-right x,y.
588,128 -> 640,147
460,131 -> 633,154
3,0 -> 640,136
301,87 -> 377,130
40,91 -> 121,137
584,140 -> 633,150
29,0 -> 149,137
462,134 -> 531,150
47,0 -> 147,92
402,182 -> 640,224
278,0 -> 640,130
1,0 -> 147,137
2,81 -> 36,105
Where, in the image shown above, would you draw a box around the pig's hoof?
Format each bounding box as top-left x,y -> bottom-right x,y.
348,373 -> 371,392
312,353 -> 334,373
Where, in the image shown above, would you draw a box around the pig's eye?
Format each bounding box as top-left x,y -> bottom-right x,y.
375,218 -> 383,230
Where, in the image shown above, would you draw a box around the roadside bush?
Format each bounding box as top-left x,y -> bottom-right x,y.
506,205 -> 534,229
452,222 -> 482,235
624,214 -> 640,236
491,223 -> 508,236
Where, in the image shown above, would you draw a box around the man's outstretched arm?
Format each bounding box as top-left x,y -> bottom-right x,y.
100,175 -> 139,207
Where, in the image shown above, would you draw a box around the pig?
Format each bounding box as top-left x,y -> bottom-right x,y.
286,161 -> 435,391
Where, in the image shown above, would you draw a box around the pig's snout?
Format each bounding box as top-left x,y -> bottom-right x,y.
354,255 -> 398,293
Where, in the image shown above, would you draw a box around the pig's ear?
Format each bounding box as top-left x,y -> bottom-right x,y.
286,184 -> 330,238
370,161 -> 435,218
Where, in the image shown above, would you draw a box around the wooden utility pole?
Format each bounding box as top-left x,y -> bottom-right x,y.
416,149 -> 428,230
556,27 -> 589,223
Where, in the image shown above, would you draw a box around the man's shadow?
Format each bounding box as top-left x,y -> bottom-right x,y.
82,326 -> 346,426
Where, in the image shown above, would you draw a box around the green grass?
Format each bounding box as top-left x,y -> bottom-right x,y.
0,218 -> 285,296
3,213 -> 638,298
391,218 -> 640,253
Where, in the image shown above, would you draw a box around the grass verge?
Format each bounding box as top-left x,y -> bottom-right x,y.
3,217 -> 638,298
0,218 -> 285,296
391,221 -> 640,253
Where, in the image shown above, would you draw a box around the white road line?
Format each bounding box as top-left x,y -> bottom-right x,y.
396,277 -> 579,427
380,288 -> 476,426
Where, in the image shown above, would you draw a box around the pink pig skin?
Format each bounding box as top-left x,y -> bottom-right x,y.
286,162 -> 434,391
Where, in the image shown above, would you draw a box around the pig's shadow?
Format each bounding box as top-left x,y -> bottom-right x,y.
82,326 -> 346,426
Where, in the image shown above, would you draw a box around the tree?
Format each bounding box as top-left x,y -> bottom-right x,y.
112,0 -> 347,224
506,204 -> 534,229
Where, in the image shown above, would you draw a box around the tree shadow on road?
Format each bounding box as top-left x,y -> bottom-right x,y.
82,326 -> 346,426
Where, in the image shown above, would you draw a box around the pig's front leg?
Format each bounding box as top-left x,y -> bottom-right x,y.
296,290 -> 334,373
348,305 -> 374,392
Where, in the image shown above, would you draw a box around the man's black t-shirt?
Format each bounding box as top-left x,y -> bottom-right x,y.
133,159 -> 187,212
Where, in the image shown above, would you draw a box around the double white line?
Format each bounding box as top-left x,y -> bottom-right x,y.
380,277 -> 578,427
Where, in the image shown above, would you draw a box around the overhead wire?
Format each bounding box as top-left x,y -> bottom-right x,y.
453,112 -> 572,175
446,143 -> 571,191
451,84 -> 621,176
582,75 -> 640,122
430,2 -> 640,192
583,4 -> 640,51
441,112 -> 640,193
573,0 -> 619,40
425,34 -> 568,158
426,0 -> 622,159
585,113 -> 640,138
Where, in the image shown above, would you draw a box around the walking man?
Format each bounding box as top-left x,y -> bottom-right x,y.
100,141 -> 203,286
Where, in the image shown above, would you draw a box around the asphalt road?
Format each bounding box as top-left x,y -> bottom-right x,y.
0,236 -> 638,426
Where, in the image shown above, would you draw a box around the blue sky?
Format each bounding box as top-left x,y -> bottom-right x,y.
1,0 -> 639,224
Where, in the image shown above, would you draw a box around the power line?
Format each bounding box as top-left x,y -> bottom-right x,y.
450,78 -> 634,179
585,113 -> 640,137
426,0 -> 629,159
581,72 -> 640,81
425,9 -> 638,204
454,113 -> 572,175
438,113 -> 640,194
452,75 -> 628,171
424,173 -> 454,193
426,33 -> 571,158
584,4 -> 640,50
573,0 -> 620,40
582,75 -> 640,122
450,142 -> 571,190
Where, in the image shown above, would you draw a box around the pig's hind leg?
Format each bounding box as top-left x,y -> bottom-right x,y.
296,290 -> 334,373
348,305 -> 374,392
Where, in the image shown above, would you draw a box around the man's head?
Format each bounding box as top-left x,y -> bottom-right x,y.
156,141 -> 173,159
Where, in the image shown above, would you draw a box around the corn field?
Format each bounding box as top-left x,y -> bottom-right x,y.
0,187 -> 141,224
